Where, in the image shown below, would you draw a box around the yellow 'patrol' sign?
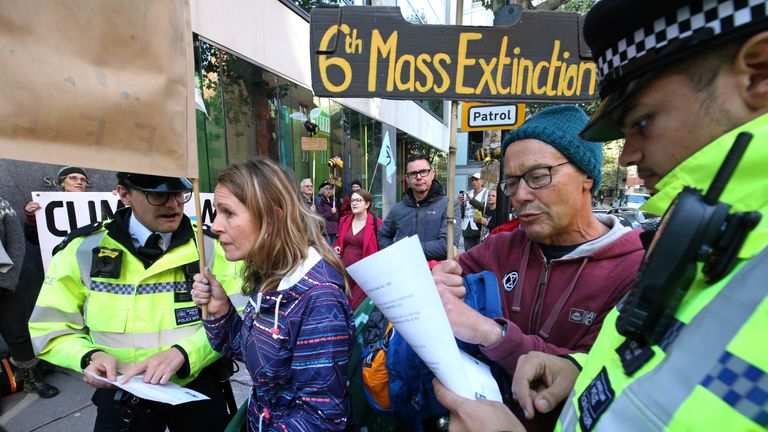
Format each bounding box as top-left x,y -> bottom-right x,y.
310,6 -> 596,102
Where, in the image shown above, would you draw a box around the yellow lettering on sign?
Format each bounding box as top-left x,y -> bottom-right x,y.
545,40 -> 562,96
456,32 -> 482,94
578,62 -> 597,96
318,25 -> 353,92
415,54 -> 434,92
476,57 -> 498,95
369,30 -> 399,92
395,54 -> 416,91
495,37 -> 511,94
433,53 -> 451,93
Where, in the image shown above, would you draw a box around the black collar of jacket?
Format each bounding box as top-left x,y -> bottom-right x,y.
106,207 -> 195,266
404,179 -> 445,207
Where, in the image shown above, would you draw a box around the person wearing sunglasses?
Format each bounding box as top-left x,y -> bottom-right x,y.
378,153 -> 452,260
29,172 -> 244,431
432,105 -> 645,431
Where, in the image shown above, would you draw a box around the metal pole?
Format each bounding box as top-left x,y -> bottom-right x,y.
446,0 -> 463,260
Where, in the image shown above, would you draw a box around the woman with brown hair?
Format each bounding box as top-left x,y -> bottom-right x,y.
191,157 -> 354,431
333,189 -> 382,310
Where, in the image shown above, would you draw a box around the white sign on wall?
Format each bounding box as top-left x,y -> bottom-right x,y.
32,192 -> 215,272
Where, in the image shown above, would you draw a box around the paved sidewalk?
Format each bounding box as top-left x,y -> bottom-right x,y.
0,364 -> 252,432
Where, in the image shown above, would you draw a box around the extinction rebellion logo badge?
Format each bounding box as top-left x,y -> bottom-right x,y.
502,272 -> 518,292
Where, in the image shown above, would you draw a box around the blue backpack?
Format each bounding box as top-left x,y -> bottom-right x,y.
354,271 -> 505,431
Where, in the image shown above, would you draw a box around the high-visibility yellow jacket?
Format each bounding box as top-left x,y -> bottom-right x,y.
558,114 -> 768,431
29,210 -> 246,386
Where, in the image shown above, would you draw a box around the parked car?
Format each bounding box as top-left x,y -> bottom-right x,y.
620,193 -> 651,209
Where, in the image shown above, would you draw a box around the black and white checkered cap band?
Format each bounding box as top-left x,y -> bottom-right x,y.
597,0 -> 768,81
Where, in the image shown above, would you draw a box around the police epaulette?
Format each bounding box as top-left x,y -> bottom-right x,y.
52,221 -> 104,256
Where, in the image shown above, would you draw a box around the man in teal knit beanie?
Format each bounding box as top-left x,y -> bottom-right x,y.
433,104 -> 644,432
502,105 -> 604,193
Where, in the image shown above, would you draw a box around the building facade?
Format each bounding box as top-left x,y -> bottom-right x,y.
191,0 -> 451,217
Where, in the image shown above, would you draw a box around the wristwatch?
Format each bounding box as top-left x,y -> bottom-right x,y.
80,349 -> 103,370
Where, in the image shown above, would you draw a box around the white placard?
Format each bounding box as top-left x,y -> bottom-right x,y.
31,191 -> 215,272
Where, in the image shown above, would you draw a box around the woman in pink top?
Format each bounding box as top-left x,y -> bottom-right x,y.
333,189 -> 382,310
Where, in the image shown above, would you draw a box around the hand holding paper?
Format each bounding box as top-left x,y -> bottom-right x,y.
347,236 -> 501,402
85,371 -> 209,405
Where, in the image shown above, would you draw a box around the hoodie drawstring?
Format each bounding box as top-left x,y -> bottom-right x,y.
271,294 -> 283,338
258,408 -> 270,431
248,292 -> 264,318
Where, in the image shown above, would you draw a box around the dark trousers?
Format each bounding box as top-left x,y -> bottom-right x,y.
463,235 -> 481,251
0,289 -> 36,362
91,366 -> 231,432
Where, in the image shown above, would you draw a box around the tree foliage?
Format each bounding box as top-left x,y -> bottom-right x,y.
290,0 -> 343,15
480,0 -> 595,12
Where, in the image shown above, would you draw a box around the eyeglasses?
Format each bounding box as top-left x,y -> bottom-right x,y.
302,184 -> 313,188
350,198 -> 364,204
405,169 -> 432,180
500,161 -> 571,196
144,191 -> 192,206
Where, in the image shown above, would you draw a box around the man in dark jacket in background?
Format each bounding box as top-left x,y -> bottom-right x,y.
378,154 -> 450,261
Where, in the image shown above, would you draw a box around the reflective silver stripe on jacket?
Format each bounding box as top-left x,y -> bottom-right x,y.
91,325 -> 200,350
561,247 -> 768,431
229,293 -> 248,311
28,232 -> 107,355
29,306 -> 85,327
31,328 -> 88,354
203,233 -> 215,270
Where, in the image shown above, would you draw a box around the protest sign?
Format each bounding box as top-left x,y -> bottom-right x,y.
0,1 -> 196,178
311,6 -> 595,102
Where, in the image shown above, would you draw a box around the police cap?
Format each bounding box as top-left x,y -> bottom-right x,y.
116,172 -> 193,193
580,0 -> 768,141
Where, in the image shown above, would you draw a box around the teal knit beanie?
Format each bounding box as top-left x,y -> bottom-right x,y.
502,105 -> 604,193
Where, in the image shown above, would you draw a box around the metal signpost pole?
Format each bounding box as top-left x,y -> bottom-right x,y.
446,0 -> 463,260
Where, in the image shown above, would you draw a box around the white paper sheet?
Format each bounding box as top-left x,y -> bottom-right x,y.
347,236 -> 502,402
85,371 -> 210,405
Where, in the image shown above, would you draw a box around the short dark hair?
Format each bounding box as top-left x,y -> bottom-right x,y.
406,153 -> 431,168
351,179 -> 362,187
665,36 -> 746,93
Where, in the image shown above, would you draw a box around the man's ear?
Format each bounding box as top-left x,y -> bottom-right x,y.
583,177 -> 594,193
115,185 -> 131,205
737,31 -> 768,111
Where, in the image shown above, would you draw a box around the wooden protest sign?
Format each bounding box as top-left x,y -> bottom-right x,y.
0,1 -> 196,178
310,6 -> 596,102
301,137 -> 329,151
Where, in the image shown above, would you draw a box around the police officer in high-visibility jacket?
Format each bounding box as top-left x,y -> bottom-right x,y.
29,172 -> 244,431
431,0 -> 768,430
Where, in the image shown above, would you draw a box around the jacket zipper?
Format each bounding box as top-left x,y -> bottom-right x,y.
529,260 -> 551,334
